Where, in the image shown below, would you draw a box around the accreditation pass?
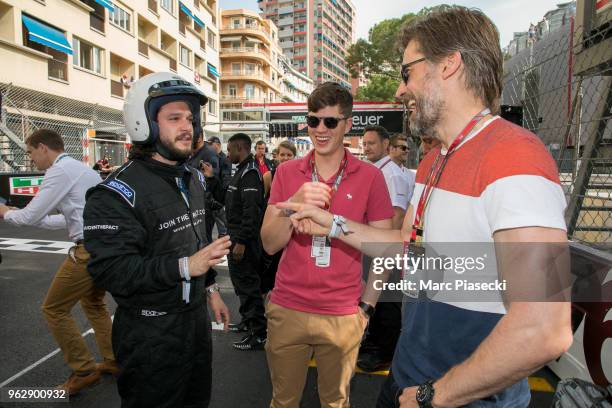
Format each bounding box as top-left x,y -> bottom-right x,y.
311,236 -> 331,268
1,387 -> 69,403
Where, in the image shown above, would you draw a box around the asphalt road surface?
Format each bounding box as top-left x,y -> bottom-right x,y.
0,224 -> 557,407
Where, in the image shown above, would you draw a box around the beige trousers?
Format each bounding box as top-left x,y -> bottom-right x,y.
41,244 -> 114,374
265,302 -> 366,408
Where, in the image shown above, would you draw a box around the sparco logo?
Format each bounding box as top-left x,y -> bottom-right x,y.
108,181 -> 133,197
141,310 -> 167,317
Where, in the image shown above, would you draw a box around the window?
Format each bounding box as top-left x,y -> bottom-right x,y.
245,63 -> 255,74
245,84 -> 254,99
81,0 -> 105,33
231,63 -> 241,74
228,84 -> 237,96
195,54 -> 204,75
109,3 -> 131,32
179,44 -> 191,67
207,29 -> 216,50
208,98 -> 217,115
22,16 -> 70,81
160,0 -> 173,14
73,37 -> 103,74
207,63 -> 218,80
232,19 -> 240,28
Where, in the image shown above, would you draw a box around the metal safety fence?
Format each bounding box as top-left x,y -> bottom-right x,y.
501,9 -> 611,249
0,83 -> 127,173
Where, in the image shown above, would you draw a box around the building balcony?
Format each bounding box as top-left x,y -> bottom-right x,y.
220,24 -> 271,44
220,47 -> 271,63
220,70 -> 281,91
220,95 -> 267,105
110,79 -> 123,98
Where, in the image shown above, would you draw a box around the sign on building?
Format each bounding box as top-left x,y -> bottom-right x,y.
264,102 -> 405,136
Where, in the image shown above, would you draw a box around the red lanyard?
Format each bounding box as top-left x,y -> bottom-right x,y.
410,109 -> 491,243
310,150 -> 348,210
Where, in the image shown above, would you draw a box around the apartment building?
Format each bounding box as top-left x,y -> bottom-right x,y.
219,9 -> 284,109
0,0 -> 220,170
218,8 -> 313,143
278,53 -> 313,102
258,0 -> 355,88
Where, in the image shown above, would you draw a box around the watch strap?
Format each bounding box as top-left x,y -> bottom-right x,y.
358,301 -> 375,318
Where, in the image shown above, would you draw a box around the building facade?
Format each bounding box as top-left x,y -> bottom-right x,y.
219,8 -> 313,143
257,0 -> 355,88
0,0 -> 220,171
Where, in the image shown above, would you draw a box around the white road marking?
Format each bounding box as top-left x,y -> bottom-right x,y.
0,325 -> 96,388
0,238 -> 230,267
1,297 -> 229,387
0,237 -> 73,254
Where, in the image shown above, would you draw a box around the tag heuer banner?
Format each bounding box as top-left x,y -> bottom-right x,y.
9,176 -> 44,196
263,102 -> 405,136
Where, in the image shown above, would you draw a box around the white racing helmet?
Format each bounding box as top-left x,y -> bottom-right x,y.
123,72 -> 208,146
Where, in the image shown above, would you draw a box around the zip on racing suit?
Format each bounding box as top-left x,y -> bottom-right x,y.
83,157 -> 216,408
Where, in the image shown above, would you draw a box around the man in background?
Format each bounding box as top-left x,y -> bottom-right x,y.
254,140 -> 274,177
0,129 -> 115,395
207,136 -> 230,237
360,125 -> 411,373
225,133 -> 267,350
189,132 -> 221,242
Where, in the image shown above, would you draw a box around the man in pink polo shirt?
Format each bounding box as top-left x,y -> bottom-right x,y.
261,82 -> 393,407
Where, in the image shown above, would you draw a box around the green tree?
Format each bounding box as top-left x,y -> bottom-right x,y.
355,75 -> 400,101
346,13 -> 416,81
348,5 -> 452,101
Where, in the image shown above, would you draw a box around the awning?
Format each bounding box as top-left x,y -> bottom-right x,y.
21,14 -> 73,55
94,0 -> 114,11
244,36 -> 262,44
179,2 -> 205,29
207,63 -> 220,78
221,36 -> 242,42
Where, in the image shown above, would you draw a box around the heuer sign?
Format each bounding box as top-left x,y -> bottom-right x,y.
10,176 -> 44,196
266,102 -> 404,135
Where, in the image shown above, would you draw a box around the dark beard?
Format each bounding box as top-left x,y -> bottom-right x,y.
408,73 -> 443,141
159,136 -> 192,160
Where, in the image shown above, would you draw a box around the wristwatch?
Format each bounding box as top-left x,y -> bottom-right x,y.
358,301 -> 375,318
416,380 -> 435,408
205,283 -> 220,295
329,214 -> 352,238
335,215 -> 351,235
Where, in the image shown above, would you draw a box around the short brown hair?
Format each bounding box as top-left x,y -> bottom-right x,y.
364,125 -> 389,141
399,6 -> 503,113
307,82 -> 353,118
389,134 -> 408,146
26,129 -> 64,151
278,140 -> 297,156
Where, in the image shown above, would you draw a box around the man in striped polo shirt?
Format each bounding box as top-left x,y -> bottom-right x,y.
278,6 -> 572,408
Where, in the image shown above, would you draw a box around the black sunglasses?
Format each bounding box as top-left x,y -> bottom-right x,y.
400,57 -> 426,84
306,115 -> 348,130
393,145 -> 409,151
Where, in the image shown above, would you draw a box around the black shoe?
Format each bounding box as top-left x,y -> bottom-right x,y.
233,333 -> 266,351
228,322 -> 248,333
356,352 -> 391,373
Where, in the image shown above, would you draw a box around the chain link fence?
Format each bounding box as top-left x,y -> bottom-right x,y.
0,83 -> 126,173
501,10 -> 611,250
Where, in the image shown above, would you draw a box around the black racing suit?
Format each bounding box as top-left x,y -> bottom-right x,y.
224,154 -> 266,336
83,157 -> 216,408
188,145 -> 221,243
